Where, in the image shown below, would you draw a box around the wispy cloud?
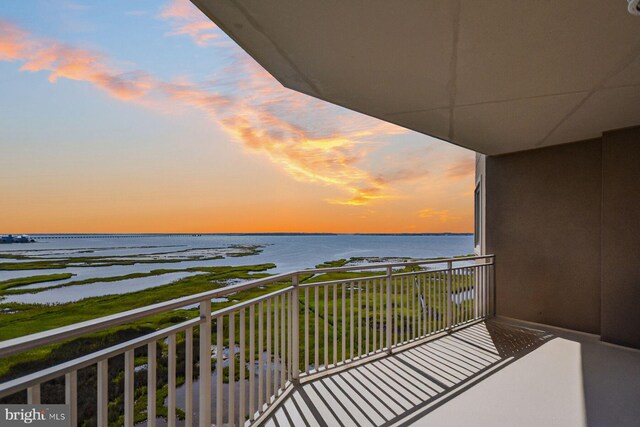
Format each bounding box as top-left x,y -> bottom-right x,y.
0,19 -> 153,101
154,0 -> 409,203
158,72 -> 397,205
0,20 -> 28,61
1,10 -> 458,207
159,0 -> 222,47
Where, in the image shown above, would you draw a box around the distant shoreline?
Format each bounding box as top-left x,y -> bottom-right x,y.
6,232 -> 473,237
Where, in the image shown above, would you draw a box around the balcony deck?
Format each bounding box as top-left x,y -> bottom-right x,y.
262,319 -> 640,427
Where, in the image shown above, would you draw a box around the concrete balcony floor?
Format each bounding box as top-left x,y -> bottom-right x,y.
263,319 -> 640,427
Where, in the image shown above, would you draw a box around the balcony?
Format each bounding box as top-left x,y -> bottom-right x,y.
261,318 -> 640,427
1,255 -> 639,426
260,320 -> 551,427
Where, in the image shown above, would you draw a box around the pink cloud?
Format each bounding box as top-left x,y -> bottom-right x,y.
1,15 -> 458,207
1,19 -> 153,101
159,0 -> 222,47
159,75 -> 391,205
0,20 -> 29,61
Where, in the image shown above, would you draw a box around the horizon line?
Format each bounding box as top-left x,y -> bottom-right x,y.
2,232 -> 473,236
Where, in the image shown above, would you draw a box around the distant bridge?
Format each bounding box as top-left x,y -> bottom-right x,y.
31,234 -> 204,239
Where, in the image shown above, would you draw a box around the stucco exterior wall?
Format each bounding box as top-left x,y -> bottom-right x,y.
486,139 -> 602,334
601,126 -> 640,348
485,126 -> 640,347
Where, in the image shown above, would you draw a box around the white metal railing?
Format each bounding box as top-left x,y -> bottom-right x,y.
0,255 -> 494,427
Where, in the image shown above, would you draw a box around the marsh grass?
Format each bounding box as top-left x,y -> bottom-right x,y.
0,259 -> 478,427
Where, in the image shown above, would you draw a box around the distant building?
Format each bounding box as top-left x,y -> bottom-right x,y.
0,234 -> 35,243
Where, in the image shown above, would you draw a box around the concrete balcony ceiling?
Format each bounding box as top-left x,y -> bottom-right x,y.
191,0 -> 640,155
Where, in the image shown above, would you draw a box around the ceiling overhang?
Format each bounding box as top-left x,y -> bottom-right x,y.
192,0 -> 640,155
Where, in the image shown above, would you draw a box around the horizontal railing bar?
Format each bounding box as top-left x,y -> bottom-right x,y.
298,275 -> 387,288
0,272 -> 296,358
391,268 -> 446,278
0,255 -> 493,359
0,318 -> 203,398
391,263 -> 493,278
300,255 -> 494,274
298,262 -> 494,287
306,262 -> 492,283
211,286 -> 293,319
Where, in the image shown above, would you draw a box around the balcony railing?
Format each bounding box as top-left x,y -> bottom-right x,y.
0,255 -> 494,427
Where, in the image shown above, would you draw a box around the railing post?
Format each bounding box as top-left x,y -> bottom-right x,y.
199,300 -> 212,427
474,262 -> 480,320
491,257 -> 496,317
292,274 -> 300,382
446,261 -> 453,332
27,385 -> 40,405
386,266 -> 392,354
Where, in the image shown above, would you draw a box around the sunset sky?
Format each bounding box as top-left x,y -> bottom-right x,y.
0,0 -> 475,233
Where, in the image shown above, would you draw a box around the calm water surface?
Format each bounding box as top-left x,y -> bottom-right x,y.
0,234 -> 473,304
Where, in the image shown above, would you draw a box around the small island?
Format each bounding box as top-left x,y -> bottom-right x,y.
0,234 -> 35,244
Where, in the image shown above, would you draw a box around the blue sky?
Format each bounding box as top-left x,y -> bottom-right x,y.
0,0 -> 474,233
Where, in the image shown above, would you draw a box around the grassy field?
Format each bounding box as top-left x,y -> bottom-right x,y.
1,267 -> 264,295
0,262 -> 285,426
0,245 -> 263,270
0,273 -> 74,291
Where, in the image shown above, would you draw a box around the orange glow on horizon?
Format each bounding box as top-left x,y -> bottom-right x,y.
0,10 -> 474,234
